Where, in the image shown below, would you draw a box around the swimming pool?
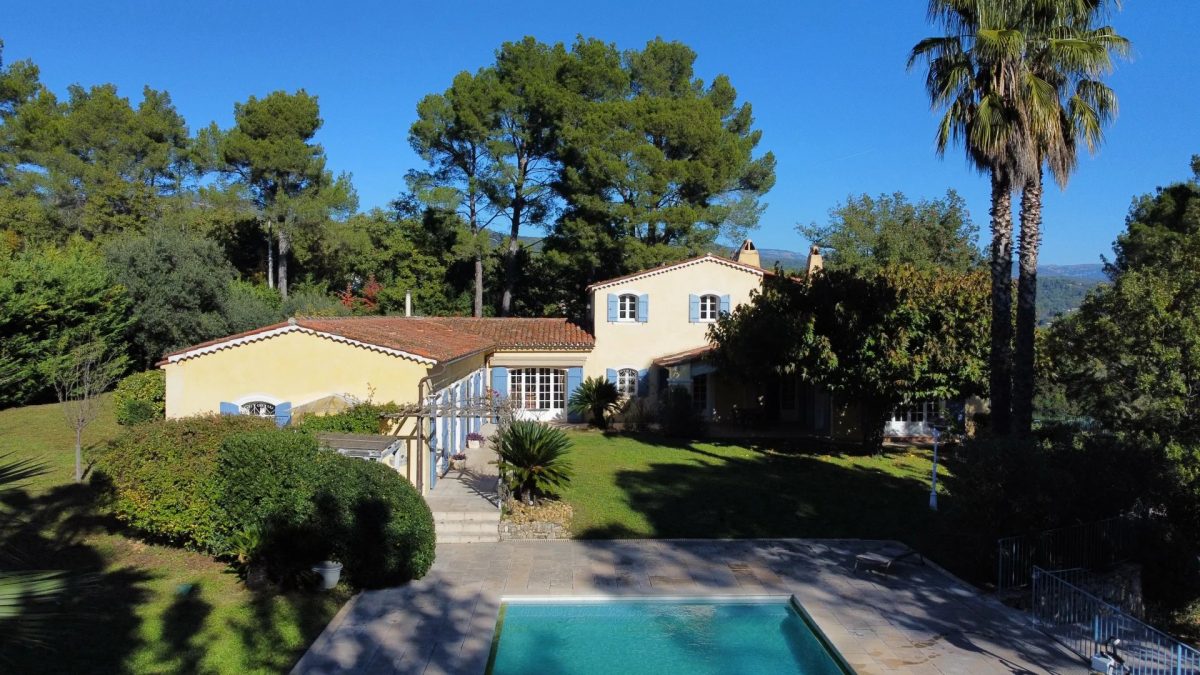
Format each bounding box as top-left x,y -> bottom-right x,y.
485,596 -> 852,674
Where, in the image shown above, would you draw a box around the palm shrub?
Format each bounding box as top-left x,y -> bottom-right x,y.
496,421 -> 574,504
568,376 -> 620,430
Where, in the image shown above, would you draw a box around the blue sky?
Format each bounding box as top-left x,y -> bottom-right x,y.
6,1 -> 1199,264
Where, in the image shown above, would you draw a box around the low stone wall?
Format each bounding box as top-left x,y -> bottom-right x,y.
499,520 -> 571,540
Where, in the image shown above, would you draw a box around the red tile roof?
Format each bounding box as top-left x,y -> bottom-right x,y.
160,316 -> 594,365
586,253 -> 764,291
652,344 -> 714,367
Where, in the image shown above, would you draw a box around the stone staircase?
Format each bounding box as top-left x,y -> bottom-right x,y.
434,508 -> 501,544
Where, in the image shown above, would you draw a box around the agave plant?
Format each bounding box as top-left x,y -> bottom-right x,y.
568,376 -> 620,430
495,421 -> 574,504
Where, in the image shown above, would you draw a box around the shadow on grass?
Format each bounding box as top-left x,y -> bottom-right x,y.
1,478 -> 153,672
573,435 -> 990,585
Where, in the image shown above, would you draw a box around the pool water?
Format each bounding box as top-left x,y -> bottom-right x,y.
486,598 -> 851,675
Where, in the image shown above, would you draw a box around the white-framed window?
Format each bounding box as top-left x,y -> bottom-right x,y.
618,293 -> 638,321
699,294 -> 720,322
510,368 -> 566,410
617,368 -> 638,398
240,401 -> 276,417
889,401 -> 935,424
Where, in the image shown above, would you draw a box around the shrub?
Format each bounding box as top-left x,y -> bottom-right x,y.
296,401 -> 400,434
214,430 -> 435,587
96,414 -> 273,549
496,421 -> 573,504
112,370 -> 166,425
620,397 -> 658,433
662,385 -> 707,438
568,377 -> 620,429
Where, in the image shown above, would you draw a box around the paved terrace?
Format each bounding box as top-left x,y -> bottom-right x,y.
293,539 -> 1084,674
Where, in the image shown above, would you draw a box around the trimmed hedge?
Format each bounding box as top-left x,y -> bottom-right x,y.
295,402 -> 400,434
215,430 -> 435,587
97,415 -> 273,549
112,370 -> 166,425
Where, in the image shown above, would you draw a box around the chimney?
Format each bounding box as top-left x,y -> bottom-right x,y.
806,245 -> 824,275
732,238 -> 761,268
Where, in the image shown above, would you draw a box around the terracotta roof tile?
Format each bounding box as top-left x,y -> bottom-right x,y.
161,316 -> 594,365
653,344 -> 714,367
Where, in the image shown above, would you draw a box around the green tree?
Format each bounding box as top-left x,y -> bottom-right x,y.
104,229 -> 236,367
710,266 -> 990,450
0,238 -> 130,405
217,90 -> 355,298
799,190 -> 981,273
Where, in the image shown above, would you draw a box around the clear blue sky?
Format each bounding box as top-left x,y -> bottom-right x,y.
6,1 -> 1199,264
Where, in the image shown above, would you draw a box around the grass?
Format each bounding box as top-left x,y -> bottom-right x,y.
560,430 -> 975,577
0,396 -> 350,673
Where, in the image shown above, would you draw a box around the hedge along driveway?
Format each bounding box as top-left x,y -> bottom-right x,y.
0,396 -> 351,673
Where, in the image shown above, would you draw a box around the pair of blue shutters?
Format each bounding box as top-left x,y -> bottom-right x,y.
605,368 -> 649,397
220,401 -> 291,428
606,294 -> 649,323
491,366 -> 585,422
688,294 -> 731,322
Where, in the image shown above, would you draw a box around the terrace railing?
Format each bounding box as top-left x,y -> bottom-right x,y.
1031,567 -> 1200,674
997,514 -> 1139,591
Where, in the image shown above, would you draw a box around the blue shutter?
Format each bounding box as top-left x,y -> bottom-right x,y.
689,294 -> 700,323
637,369 -> 649,397
607,294 -> 618,322
219,402 -> 238,415
720,294 -> 731,315
491,367 -> 509,398
566,367 -> 584,422
637,294 -> 649,323
274,401 -> 292,428
605,368 -> 617,383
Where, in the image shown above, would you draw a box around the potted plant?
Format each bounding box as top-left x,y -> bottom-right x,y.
466,432 -> 485,449
449,452 -> 468,471
312,558 -> 343,590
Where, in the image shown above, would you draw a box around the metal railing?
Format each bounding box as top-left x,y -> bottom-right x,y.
998,515 -> 1139,591
1031,567 -> 1200,674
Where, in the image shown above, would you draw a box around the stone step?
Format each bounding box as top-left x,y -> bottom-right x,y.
436,520 -> 500,535
437,532 -> 500,544
431,510 -> 500,523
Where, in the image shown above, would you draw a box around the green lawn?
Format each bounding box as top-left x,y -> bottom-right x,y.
560,431 -> 972,574
0,396 -> 349,673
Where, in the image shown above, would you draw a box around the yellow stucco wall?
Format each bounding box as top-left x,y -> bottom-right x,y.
163,330 -> 436,418
584,258 -> 763,385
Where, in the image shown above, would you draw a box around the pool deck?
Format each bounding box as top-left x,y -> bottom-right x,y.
292,539 -> 1085,674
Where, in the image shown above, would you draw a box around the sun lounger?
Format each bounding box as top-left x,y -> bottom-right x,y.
854,548 -> 924,573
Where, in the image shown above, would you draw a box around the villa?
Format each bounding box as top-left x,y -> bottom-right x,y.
160,240 -> 943,493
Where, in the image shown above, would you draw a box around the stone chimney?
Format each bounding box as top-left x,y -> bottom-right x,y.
732,238 -> 761,268
806,245 -> 824,275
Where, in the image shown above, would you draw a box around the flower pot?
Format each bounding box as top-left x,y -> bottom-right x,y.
450,458 -> 466,471
312,560 -> 343,590
466,439 -> 481,450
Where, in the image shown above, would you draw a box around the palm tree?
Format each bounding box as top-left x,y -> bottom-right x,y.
1011,2 -> 1129,435
910,1 -> 1039,436
567,376 -> 620,430
495,421 -> 574,504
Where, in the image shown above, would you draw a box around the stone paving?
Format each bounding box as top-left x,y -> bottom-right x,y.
292,539 -> 1085,674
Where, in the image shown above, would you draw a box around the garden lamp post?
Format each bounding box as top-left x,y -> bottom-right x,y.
929,416 -> 948,511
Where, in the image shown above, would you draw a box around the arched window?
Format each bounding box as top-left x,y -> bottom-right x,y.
698,294 -> 720,322
240,401 -> 276,417
616,368 -> 638,398
618,293 -> 639,321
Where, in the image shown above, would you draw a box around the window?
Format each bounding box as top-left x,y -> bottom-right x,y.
618,293 -> 638,321
692,374 -> 708,412
617,368 -> 638,398
240,401 -> 276,417
699,294 -> 719,322
509,368 -> 566,410
890,401 -> 934,423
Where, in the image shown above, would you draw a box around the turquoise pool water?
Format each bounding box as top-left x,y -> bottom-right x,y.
486,598 -> 850,675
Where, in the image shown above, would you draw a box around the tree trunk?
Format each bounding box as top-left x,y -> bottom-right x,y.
266,231 -> 275,290
1013,168 -> 1043,436
277,226 -> 290,300
74,425 -> 83,483
988,171 -> 1015,437
474,253 -> 484,318
500,197 -> 522,317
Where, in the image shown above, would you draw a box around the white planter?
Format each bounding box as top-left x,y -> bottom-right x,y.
312,560 -> 343,590
466,439 -> 482,449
